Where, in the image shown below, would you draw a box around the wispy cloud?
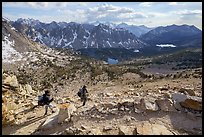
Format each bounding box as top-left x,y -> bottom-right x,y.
169,2 -> 178,6
172,9 -> 202,15
3,2 -> 74,9
139,2 -> 153,7
57,3 -> 147,23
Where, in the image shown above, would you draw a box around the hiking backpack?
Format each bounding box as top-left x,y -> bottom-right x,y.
77,89 -> 83,97
38,95 -> 45,106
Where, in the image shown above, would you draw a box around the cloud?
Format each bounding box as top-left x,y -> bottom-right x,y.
169,2 -> 187,6
2,2 -> 72,9
139,2 -> 153,7
169,2 -> 178,6
174,9 -> 202,15
78,2 -> 88,6
86,4 -> 146,22
27,2 -> 49,8
56,3 -> 147,23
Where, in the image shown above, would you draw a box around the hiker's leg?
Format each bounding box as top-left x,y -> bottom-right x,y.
48,104 -> 55,113
32,105 -> 38,109
83,97 -> 87,106
44,105 -> 48,115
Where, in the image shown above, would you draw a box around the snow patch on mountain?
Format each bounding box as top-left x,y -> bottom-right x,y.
118,42 -> 122,45
11,27 -> 16,31
73,32 -> 77,43
91,41 -> 95,47
107,41 -> 112,47
134,49 -> 140,52
58,35 -> 64,46
2,36 -> 23,63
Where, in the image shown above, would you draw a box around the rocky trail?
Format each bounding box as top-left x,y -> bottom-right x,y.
2,70 -> 202,135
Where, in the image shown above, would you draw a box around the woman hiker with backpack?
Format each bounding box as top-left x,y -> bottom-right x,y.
40,90 -> 55,116
77,85 -> 88,106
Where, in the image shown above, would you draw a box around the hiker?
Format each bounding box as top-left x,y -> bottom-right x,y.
42,90 -> 55,115
80,85 -> 88,106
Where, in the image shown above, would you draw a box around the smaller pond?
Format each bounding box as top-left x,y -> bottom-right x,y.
156,44 -> 176,48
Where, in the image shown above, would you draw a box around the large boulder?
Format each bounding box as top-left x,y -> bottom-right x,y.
118,98 -> 135,111
140,98 -> 159,111
118,126 -> 133,135
103,126 -> 113,132
155,99 -> 177,112
40,115 -> 58,130
89,128 -> 102,135
58,103 -> 77,124
3,75 -> 19,88
25,84 -> 34,94
180,98 -> 202,111
29,101 -> 38,109
135,122 -> 173,135
172,93 -> 202,111
2,104 -> 15,126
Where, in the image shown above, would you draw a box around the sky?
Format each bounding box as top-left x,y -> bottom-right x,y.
2,2 -> 202,29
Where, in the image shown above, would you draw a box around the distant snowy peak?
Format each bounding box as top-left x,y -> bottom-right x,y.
16,18 -> 40,26
90,21 -> 101,26
117,23 -> 129,28
58,22 -> 68,28
116,23 -> 153,37
103,22 -> 117,28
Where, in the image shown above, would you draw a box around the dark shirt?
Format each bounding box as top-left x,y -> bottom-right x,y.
43,93 -> 53,105
81,88 -> 88,98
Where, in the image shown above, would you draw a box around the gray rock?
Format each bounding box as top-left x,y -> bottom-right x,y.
140,98 -> 159,111
172,93 -> 202,111
3,75 -> 19,88
40,115 -> 58,130
135,122 -> 173,135
118,125 -> 132,135
30,101 -> 38,107
89,128 -> 102,135
155,99 -> 177,112
103,126 -> 113,131
58,103 -> 76,123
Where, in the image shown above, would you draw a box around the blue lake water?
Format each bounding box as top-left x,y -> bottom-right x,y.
156,44 -> 176,48
107,58 -> 118,64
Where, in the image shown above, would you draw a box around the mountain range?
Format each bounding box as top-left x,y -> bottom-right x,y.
11,18 -> 148,50
140,24 -> 202,47
3,17 -> 202,62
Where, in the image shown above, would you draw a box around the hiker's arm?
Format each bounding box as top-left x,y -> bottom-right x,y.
49,98 -> 53,102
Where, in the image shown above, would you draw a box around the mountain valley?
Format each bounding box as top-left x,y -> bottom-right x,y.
2,17 -> 202,135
